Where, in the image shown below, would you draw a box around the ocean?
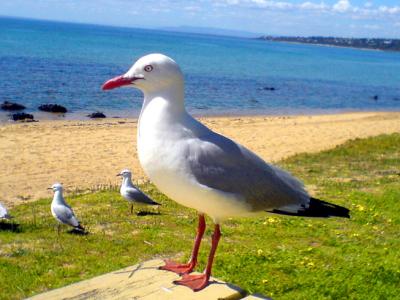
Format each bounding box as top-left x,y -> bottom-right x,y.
0,16 -> 399,121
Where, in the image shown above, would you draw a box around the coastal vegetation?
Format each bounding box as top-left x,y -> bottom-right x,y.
0,133 -> 399,299
258,36 -> 400,51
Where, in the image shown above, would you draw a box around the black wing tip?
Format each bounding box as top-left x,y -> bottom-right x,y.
75,224 -> 86,231
268,197 -> 350,218
310,197 -> 350,218
69,224 -> 88,235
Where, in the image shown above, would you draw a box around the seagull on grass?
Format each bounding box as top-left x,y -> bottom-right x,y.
49,183 -> 85,234
102,53 -> 350,291
117,169 -> 160,214
0,202 -> 12,220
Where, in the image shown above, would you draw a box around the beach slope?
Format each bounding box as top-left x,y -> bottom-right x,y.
1,112 -> 399,206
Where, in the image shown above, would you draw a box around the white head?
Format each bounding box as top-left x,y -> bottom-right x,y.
48,183 -> 63,193
117,169 -> 132,179
102,53 -> 184,94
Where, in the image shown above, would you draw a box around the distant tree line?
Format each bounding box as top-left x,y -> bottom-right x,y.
257,36 -> 400,51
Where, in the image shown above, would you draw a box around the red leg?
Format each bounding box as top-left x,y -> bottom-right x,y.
174,224 -> 221,291
159,214 -> 206,274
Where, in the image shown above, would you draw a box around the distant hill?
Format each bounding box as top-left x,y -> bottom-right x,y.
258,36 -> 400,51
159,26 -> 261,38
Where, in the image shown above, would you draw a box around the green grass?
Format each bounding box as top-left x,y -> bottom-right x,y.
1,133 -> 399,299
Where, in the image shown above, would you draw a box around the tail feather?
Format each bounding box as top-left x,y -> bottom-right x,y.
75,223 -> 85,232
268,197 -> 350,218
150,200 -> 161,206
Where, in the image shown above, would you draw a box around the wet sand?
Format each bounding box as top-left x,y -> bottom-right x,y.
1,111 -> 399,207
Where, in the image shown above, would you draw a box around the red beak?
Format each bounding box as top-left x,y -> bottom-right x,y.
102,75 -> 133,90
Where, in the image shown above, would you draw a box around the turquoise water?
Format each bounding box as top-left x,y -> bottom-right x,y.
0,17 -> 399,120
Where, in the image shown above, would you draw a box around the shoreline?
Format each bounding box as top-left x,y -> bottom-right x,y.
1,108 -> 400,124
258,39 -> 400,53
1,111 -> 400,207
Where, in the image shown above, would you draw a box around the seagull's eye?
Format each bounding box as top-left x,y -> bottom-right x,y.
144,65 -> 153,72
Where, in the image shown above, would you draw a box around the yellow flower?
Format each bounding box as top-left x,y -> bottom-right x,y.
262,279 -> 268,284
266,217 -> 279,224
356,204 -> 365,211
257,249 -> 263,256
307,262 -> 315,267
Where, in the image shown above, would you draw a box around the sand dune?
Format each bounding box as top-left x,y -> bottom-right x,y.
1,112 -> 399,207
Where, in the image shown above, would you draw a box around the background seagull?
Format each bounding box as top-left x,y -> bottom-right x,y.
0,202 -> 12,220
102,53 -> 350,291
117,169 -> 160,214
49,183 -> 85,234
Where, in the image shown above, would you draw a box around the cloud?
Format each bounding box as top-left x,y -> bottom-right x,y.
364,1 -> 372,8
363,24 -> 379,30
332,0 -> 351,13
299,2 -> 328,11
184,5 -> 202,12
214,0 -> 400,18
378,5 -> 400,15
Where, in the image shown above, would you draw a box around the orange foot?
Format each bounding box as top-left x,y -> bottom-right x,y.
158,260 -> 194,275
173,273 -> 209,292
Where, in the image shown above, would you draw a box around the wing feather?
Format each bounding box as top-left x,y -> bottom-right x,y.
54,205 -> 80,227
124,186 -> 160,205
186,130 -> 309,211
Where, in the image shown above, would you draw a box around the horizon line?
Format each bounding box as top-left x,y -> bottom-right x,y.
1,14 -> 399,40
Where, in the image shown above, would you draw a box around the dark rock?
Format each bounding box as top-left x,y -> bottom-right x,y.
1,101 -> 26,111
87,112 -> 106,118
11,112 -> 34,121
259,87 -> 276,91
38,104 -> 67,113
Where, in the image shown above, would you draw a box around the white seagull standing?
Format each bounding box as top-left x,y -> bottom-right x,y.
0,202 -> 12,220
102,53 -> 349,291
49,183 -> 85,234
117,169 -> 160,214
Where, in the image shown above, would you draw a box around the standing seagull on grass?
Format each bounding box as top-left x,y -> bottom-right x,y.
49,183 -> 85,234
0,202 -> 12,220
117,169 -> 160,214
102,54 -> 350,291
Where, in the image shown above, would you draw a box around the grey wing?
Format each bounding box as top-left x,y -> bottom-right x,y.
54,205 -> 80,227
186,130 -> 309,211
125,187 -> 160,205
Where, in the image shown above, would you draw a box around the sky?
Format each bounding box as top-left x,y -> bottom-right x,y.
0,0 -> 399,38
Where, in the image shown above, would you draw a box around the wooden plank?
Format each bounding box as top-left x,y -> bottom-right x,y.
27,259 -> 246,300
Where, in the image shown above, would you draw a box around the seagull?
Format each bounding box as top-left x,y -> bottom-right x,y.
49,183 -> 85,234
102,53 -> 350,291
117,168 -> 160,214
0,202 -> 12,220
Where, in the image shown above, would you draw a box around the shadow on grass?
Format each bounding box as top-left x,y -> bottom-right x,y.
0,221 -> 21,232
67,228 -> 89,235
136,211 -> 161,217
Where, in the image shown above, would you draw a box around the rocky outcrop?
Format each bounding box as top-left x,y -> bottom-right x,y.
87,112 -> 106,118
1,101 -> 26,111
38,104 -> 68,113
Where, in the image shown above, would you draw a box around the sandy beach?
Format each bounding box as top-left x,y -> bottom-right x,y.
1,111 -> 399,207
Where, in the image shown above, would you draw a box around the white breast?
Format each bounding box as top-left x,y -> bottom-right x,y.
137,101 -> 253,221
